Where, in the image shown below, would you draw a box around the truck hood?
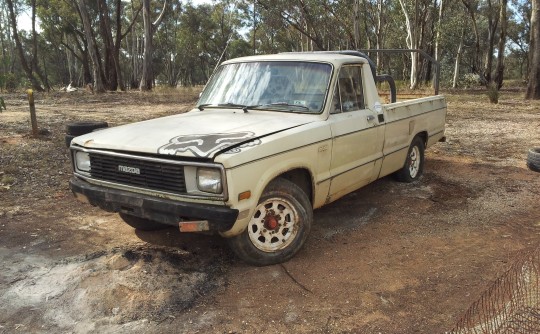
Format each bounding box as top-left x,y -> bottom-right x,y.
72,109 -> 315,158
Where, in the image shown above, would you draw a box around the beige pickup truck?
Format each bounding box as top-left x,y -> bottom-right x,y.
69,51 -> 446,265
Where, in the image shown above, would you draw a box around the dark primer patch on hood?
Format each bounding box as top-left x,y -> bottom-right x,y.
213,124 -> 310,158
157,132 -> 262,158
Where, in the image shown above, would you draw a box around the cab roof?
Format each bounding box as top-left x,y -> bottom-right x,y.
221,52 -> 370,67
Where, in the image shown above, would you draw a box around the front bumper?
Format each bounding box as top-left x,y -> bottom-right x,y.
69,177 -> 238,232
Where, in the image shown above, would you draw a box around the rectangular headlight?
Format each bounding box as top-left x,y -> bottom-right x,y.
197,167 -> 222,194
74,151 -> 91,173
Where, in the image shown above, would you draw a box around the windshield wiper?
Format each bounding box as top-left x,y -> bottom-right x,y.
260,102 -> 310,111
198,103 -> 252,111
218,103 -> 261,113
197,103 -> 212,111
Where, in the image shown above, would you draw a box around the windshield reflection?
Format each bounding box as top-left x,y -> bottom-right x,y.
198,61 -> 332,113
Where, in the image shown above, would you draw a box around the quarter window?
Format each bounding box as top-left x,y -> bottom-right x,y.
332,65 -> 365,113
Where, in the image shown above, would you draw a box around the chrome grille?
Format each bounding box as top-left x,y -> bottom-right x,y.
89,153 -> 187,194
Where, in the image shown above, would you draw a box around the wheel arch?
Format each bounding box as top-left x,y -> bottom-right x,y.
263,167 -> 315,205
415,131 -> 428,146
274,168 -> 314,205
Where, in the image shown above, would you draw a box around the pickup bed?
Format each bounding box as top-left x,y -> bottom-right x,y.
69,51 -> 446,265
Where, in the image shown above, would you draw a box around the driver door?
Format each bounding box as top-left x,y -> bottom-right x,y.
327,64 -> 385,202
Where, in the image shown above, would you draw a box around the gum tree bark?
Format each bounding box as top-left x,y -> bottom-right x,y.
527,0 -> 540,99
139,0 -> 167,91
494,0 -> 507,90
78,0 -> 105,93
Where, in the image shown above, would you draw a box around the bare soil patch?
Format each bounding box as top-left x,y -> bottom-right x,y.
0,88 -> 539,333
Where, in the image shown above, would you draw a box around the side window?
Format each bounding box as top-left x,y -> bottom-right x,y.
331,84 -> 341,113
334,65 -> 365,113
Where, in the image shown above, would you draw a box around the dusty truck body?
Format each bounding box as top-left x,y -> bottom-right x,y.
69,51 -> 446,265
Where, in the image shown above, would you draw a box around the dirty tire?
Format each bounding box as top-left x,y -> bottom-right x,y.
66,121 -> 108,136
65,134 -> 75,148
227,178 -> 313,266
119,213 -> 169,231
527,148 -> 540,173
394,136 -> 425,183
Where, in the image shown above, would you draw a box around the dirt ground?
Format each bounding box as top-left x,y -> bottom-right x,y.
0,87 -> 539,333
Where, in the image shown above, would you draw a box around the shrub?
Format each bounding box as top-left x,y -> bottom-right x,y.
486,83 -> 499,104
3,73 -> 19,92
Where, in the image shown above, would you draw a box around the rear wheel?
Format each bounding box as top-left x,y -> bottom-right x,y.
227,178 -> 312,266
119,213 -> 169,231
527,148 -> 540,173
394,136 -> 425,182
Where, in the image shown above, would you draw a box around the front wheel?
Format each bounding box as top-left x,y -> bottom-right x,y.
394,136 -> 425,183
227,178 -> 313,266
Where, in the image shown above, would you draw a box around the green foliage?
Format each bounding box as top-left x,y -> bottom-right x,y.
461,73 -> 483,89
1,73 -> 20,92
487,83 -> 500,104
0,0 -> 533,91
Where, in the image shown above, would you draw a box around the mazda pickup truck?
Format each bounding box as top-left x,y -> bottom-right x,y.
69,51 -> 446,265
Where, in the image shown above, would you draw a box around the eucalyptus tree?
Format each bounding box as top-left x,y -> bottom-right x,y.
77,0 -> 105,92
37,0 -> 92,86
507,0 -> 530,79
493,0 -> 508,89
397,0 -> 439,89
139,0 -> 167,91
154,0 -> 182,87
157,1 -> 249,86
255,0 -> 336,51
527,0 -> 540,99
6,0 -> 49,91
0,1 -> 16,89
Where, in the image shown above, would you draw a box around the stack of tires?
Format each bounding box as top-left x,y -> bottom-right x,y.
527,148 -> 540,173
65,121 -> 108,148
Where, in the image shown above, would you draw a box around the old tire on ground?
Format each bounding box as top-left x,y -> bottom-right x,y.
527,148 -> 540,172
65,134 -> 75,148
227,178 -> 313,266
119,213 -> 169,231
66,121 -> 108,136
394,136 -> 425,183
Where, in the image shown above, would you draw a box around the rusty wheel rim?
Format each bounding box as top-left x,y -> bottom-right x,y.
247,197 -> 299,253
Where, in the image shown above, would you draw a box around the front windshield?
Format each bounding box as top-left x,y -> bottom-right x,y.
198,61 -> 332,113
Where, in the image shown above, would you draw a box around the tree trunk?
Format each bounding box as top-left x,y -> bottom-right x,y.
353,0 -> 360,49
398,0 -> 418,90
6,0 -> 44,91
494,0 -> 507,90
30,0 -> 50,91
453,28 -> 464,88
139,0 -> 153,91
526,0 -> 540,99
461,0 -> 481,74
113,0 -> 126,91
375,0 -> 386,70
78,0 -> 105,93
433,0 -> 443,89
483,0 -> 499,85
65,30 -> 93,86
1,4 -> 9,78
98,0 -> 117,90
130,0 -> 139,89
78,38 -> 93,86
139,0 -> 166,91
252,1 -> 257,54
